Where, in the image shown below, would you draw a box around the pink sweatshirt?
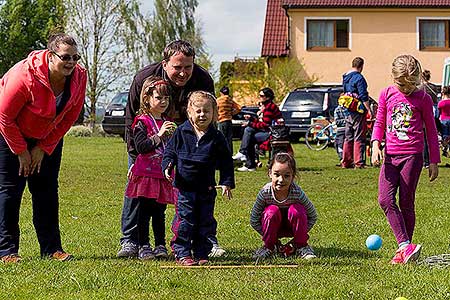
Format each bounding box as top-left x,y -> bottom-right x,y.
438,99 -> 450,121
371,86 -> 440,164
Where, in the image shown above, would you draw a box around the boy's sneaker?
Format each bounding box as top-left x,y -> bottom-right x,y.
1,253 -> 21,263
253,246 -> 273,260
138,245 -> 155,260
117,241 -> 138,258
153,245 -> 169,259
232,152 -> 246,161
176,256 -> 198,266
50,250 -> 73,262
237,166 -> 256,172
209,245 -> 226,258
296,245 -> 317,260
390,243 -> 422,264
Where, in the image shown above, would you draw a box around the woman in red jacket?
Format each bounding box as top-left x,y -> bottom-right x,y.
0,33 -> 87,263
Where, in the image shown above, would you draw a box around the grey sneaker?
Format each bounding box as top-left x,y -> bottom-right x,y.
296,245 -> 317,260
253,246 -> 273,260
138,245 -> 155,260
117,241 -> 138,258
153,245 -> 169,259
209,244 -> 226,258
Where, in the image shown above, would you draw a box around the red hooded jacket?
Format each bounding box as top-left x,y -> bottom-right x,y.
0,50 -> 87,155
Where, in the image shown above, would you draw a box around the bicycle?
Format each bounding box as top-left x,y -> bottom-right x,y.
305,121 -> 336,151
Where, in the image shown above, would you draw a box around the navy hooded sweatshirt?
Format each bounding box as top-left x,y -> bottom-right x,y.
342,71 -> 369,104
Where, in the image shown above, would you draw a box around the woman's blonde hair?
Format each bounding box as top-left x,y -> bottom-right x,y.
391,55 -> 422,95
138,76 -> 171,115
187,91 -> 218,125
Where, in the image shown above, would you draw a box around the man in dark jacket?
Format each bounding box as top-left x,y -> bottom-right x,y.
118,40 -> 215,258
341,57 -> 371,169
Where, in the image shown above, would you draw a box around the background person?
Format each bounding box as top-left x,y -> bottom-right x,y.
341,57 -> 371,169
0,33 -> 87,263
371,55 -> 439,265
216,86 -> 241,153
118,40 -> 217,258
233,87 -> 282,172
438,86 -> 450,157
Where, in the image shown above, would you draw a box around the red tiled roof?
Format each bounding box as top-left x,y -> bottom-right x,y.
261,0 -> 289,57
282,0 -> 450,8
262,0 -> 450,57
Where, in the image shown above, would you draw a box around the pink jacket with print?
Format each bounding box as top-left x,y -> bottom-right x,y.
0,50 -> 87,155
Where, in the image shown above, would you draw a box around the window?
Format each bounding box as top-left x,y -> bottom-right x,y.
419,20 -> 450,50
307,19 -> 349,50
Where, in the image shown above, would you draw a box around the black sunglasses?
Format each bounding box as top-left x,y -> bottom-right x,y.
52,52 -> 81,62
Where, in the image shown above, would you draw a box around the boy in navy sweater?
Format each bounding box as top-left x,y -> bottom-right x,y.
162,91 -> 235,266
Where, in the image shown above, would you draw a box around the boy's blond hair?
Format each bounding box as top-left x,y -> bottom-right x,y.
187,91 -> 218,124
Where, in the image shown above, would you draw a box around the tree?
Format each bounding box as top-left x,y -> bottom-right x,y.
0,0 -> 65,76
121,0 -> 212,72
65,0 -> 140,128
225,57 -> 317,104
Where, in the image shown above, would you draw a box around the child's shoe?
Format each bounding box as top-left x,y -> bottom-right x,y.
153,245 -> 169,259
232,152 -> 246,161
138,245 -> 155,260
253,246 -> 273,260
176,256 -> 198,266
208,244 -> 226,258
117,241 -> 138,258
1,253 -> 21,263
50,250 -> 73,262
390,243 -> 422,264
296,245 -> 317,260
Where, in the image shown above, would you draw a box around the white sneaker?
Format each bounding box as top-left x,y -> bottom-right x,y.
237,166 -> 256,172
232,152 -> 246,161
296,245 -> 317,260
209,245 -> 226,257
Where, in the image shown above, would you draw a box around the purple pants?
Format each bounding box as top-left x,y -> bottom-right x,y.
261,204 -> 309,250
378,153 -> 423,244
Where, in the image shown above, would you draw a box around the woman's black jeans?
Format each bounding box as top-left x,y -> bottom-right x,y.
0,134 -> 64,257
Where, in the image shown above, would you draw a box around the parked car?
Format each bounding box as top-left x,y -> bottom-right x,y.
231,106 -> 259,139
279,86 -> 343,140
102,91 -> 128,138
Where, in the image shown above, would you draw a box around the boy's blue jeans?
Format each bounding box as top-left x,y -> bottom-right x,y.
171,189 -> 217,259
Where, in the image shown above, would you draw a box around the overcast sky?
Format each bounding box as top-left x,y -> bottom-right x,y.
141,0 -> 267,75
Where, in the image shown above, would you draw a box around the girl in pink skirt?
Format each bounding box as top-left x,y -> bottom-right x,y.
126,76 -> 177,260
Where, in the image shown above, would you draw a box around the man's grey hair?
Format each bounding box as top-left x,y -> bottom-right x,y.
163,40 -> 195,61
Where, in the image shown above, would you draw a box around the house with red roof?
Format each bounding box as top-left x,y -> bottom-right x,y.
262,0 -> 450,97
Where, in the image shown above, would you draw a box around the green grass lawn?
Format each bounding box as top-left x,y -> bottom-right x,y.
1,136 -> 449,299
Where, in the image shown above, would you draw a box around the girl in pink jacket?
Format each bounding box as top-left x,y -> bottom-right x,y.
371,55 -> 439,265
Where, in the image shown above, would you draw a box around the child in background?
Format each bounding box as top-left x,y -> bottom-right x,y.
437,86 -> 450,157
163,91 -> 235,266
216,86 -> 241,153
371,55 -> 440,264
250,152 -> 317,260
124,76 -> 177,260
333,104 -> 349,163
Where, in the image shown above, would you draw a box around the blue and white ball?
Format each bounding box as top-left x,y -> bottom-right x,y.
365,234 -> 382,251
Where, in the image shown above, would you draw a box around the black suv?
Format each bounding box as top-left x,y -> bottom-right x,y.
280,86 -> 343,140
102,91 -> 128,138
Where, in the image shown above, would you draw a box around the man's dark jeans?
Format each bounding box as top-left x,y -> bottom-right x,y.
120,154 -> 139,245
239,126 -> 270,168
